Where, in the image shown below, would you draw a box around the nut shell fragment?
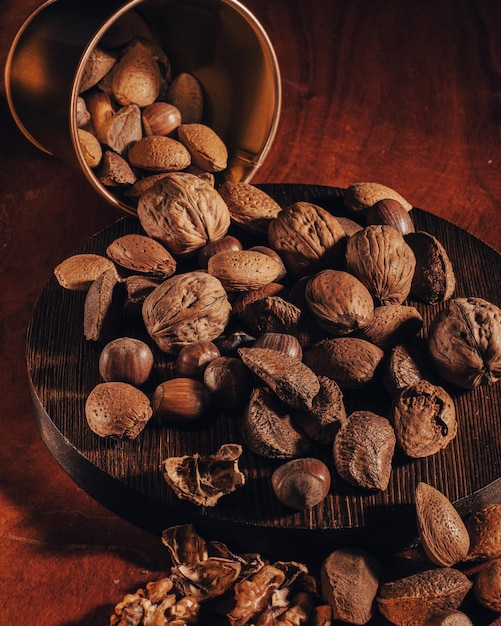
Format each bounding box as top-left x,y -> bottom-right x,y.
465,504 -> 501,561
162,443 -> 245,507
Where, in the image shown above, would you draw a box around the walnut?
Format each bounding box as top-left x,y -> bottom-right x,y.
137,172 -> 231,256
345,224 -> 416,305
428,297 -> 501,389
162,443 -> 245,507
142,271 -> 232,354
267,201 -> 346,276
390,380 -> 457,458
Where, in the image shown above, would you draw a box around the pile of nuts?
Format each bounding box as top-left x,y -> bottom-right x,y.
76,9 -> 229,207
54,178 -> 501,510
109,500 -> 501,625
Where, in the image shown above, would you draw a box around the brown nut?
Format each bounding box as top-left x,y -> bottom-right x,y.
465,504 -> 501,561
377,568 -> 473,626
137,172 -> 231,256
166,72 -> 204,124
54,253 -> 116,291
415,482 -> 470,567
428,297 -> 501,389
128,135 -> 191,172
382,343 -> 435,396
79,46 -> 117,93
98,150 -> 137,187
106,233 -> 177,278
390,380 -> 457,458
111,40 -> 162,107
473,559 -> 501,612
321,548 -> 380,625
271,458 -> 331,510
85,381 -> 152,439
253,332 -> 303,360
177,123 -> 228,173
153,377 -> 210,422
203,356 -> 253,411
197,235 -> 243,268
83,267 -> 124,342
218,181 -> 282,234
305,269 -> 375,336
356,304 -> 423,349
207,249 -> 284,292
77,128 -> 103,168
366,198 -> 415,235
142,271 -> 232,354
268,202 -> 346,276
333,410 -> 396,491
424,610 -> 473,626
142,101 -> 182,136
344,182 -> 413,215
99,337 -> 154,385
175,340 -> 221,379
345,224 -> 416,305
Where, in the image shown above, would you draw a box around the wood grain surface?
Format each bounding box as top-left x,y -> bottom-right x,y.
1,1 -> 501,624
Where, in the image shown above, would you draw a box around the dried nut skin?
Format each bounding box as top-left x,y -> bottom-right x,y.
54,253 -> 116,291
128,135 -> 191,172
428,297 -> 501,389
153,377 -> 210,421
238,346 -> 320,410
406,231 -> 456,304
106,234 -> 177,278
272,458 -> 331,510
267,202 -> 347,276
366,198 -> 415,235
304,337 -> 385,389
207,249 -> 283,292
345,225 -> 416,305
305,270 -> 375,336
99,337 -> 154,385
465,504 -> 501,560
77,128 -> 102,168
166,72 -> 204,124
415,482 -> 470,567
85,381 -> 152,439
242,387 -> 311,459
218,181 -> 282,234
111,41 -> 162,106
137,172 -> 231,256
390,380 -> 457,458
333,410 -> 396,491
344,182 -> 413,214
321,548 -> 380,625
177,123 -> 228,172
473,559 -> 501,611
377,568 -> 473,626
357,304 -> 423,349
142,271 -> 232,354
162,444 -> 245,506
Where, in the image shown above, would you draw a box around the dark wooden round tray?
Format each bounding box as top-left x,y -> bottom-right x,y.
26,184 -> 501,564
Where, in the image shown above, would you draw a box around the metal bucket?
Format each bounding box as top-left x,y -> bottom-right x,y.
5,0 -> 281,214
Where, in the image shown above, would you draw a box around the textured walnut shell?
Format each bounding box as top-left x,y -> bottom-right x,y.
333,410 -> 396,491
162,443 -> 245,507
377,568 -> 473,626
304,337 -> 384,389
357,304 -> 423,349
142,271 -> 232,354
390,380 -> 457,458
106,234 -> 176,278
406,231 -> 456,304
305,270 -> 375,336
238,346 -> 320,410
415,482 -> 470,567
218,181 -> 282,234
321,548 -> 380,625
242,387 -> 311,459
267,202 -> 346,276
345,225 -> 416,305
137,172 -> 231,256
85,381 -> 152,439
465,504 -> 501,561
428,297 -> 501,389
473,559 -> 501,611
207,249 -> 284,292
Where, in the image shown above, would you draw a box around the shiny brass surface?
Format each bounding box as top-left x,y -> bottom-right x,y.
5,0 -> 281,214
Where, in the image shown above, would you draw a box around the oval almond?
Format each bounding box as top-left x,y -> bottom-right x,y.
128,136 -> 191,172
208,249 -> 283,292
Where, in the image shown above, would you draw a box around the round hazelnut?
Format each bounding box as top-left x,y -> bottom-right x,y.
203,356 -> 253,410
197,235 -> 243,268
175,340 -> 220,379
142,102 -> 182,136
254,332 -> 303,359
272,458 -> 331,510
153,377 -> 210,422
99,337 -> 154,385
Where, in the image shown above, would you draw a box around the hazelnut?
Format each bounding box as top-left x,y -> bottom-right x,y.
203,356 -> 253,411
366,198 -> 415,235
142,102 -> 182,136
271,458 -> 331,510
99,337 -> 154,386
197,235 -> 243,269
175,341 -> 221,379
153,377 -> 210,422
253,332 -> 303,360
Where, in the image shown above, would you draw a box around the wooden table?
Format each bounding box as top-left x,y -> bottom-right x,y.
1,1 -> 500,624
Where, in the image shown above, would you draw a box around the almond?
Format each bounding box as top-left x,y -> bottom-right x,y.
128,135 -> 191,172
207,249 -> 283,292
177,123 -> 228,172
